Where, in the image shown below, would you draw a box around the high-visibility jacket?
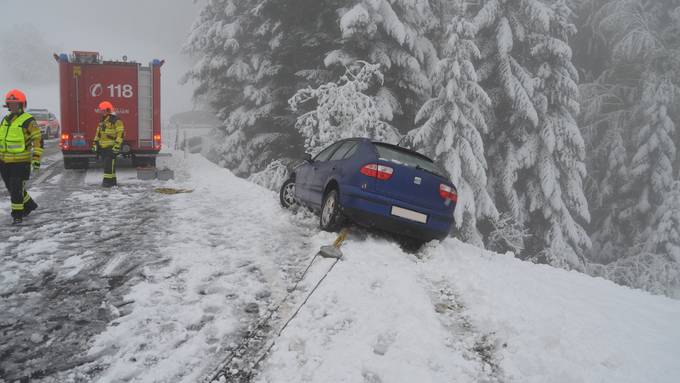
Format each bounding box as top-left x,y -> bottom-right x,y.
93,114 -> 124,149
0,112 -> 43,164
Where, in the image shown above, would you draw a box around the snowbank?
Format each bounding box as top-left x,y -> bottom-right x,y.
423,241 -> 680,383
258,237 -> 680,383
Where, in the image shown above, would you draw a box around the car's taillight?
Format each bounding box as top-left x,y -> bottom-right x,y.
360,163 -> 394,180
439,184 -> 458,202
153,134 -> 161,150
59,133 -> 69,150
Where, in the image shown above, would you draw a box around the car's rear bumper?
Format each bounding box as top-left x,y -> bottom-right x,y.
341,185 -> 453,241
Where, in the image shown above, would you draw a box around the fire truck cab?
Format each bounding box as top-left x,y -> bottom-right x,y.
54,51 -> 163,169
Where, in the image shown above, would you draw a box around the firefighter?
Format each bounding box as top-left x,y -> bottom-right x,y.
0,89 -> 42,224
92,101 -> 124,187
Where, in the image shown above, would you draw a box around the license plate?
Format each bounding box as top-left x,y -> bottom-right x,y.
72,134 -> 86,147
391,206 -> 427,223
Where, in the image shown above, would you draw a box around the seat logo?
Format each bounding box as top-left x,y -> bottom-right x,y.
414,177 -> 422,185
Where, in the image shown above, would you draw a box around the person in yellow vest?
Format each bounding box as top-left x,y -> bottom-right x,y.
91,101 -> 124,187
0,89 -> 42,224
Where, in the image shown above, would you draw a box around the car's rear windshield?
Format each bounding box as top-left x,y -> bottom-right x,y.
30,112 -> 49,120
374,143 -> 446,178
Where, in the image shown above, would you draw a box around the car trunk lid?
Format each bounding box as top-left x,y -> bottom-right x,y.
371,143 -> 451,211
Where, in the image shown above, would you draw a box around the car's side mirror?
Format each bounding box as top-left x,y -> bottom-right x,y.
304,153 -> 313,163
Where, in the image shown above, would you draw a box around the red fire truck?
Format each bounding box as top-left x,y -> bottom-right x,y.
54,51 -> 164,168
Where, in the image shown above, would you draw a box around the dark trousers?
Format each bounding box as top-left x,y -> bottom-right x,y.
100,147 -> 117,187
0,162 -> 37,218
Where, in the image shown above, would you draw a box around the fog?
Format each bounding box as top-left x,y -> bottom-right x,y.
0,0 -> 204,120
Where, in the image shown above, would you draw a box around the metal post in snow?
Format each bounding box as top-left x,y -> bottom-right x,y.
174,123 -> 179,151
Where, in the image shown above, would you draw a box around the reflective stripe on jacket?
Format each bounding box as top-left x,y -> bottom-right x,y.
0,112 -> 43,163
93,114 -> 124,148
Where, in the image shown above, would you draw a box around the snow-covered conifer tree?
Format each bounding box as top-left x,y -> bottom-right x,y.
472,0 -> 591,269
575,0 -> 680,296
583,0 -> 680,265
185,0 -> 344,176
624,76 -> 677,245
648,181 -> 680,263
581,94 -> 631,263
289,62 -> 400,155
184,0 -> 281,174
578,70 -> 635,264
408,10 -> 498,246
331,0 -> 439,133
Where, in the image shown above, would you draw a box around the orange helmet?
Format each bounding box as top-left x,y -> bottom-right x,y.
4,89 -> 27,108
99,101 -> 113,113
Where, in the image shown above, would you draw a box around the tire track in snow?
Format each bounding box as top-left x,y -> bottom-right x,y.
421,271 -> 508,382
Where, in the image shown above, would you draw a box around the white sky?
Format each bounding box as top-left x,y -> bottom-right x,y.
0,0 -> 205,120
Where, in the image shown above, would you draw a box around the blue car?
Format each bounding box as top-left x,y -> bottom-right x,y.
279,138 -> 457,243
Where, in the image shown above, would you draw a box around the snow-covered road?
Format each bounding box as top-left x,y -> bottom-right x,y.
2,149 -> 680,383
75,155 -> 322,383
0,159 -> 172,380
0,149 -> 321,382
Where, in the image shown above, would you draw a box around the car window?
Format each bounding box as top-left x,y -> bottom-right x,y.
314,142 -> 343,162
342,142 -> 359,159
329,141 -> 358,161
374,143 -> 446,178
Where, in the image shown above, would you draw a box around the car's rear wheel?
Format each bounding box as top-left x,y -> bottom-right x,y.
320,189 -> 344,232
279,178 -> 298,209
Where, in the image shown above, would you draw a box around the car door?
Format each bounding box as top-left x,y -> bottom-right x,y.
307,141 -> 344,208
296,142 -> 341,205
311,140 -> 359,207
294,159 -> 313,204
326,139 -> 359,181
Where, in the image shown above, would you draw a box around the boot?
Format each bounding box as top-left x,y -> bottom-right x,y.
102,178 -> 117,187
23,200 -> 38,217
12,216 -> 22,225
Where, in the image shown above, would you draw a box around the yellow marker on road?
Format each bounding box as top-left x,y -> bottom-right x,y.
154,187 -> 193,195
